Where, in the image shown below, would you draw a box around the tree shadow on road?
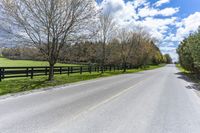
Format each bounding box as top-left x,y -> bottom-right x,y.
175,72 -> 200,91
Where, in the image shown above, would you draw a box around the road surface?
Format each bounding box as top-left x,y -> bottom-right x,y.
1,65 -> 200,133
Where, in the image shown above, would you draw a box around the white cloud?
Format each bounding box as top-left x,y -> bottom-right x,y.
139,6 -> 179,17
175,12 -> 200,41
160,12 -> 200,61
160,46 -> 178,61
133,0 -> 147,8
100,0 -> 125,13
97,0 -> 180,61
154,0 -> 170,7
98,0 -> 139,28
137,17 -> 177,40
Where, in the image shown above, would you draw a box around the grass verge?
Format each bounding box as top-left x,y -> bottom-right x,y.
176,64 -> 200,83
0,64 -> 165,96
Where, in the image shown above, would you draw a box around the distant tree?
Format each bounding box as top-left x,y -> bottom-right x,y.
117,29 -> 133,72
1,0 -> 96,81
98,11 -> 115,69
164,54 -> 173,64
151,44 -> 164,65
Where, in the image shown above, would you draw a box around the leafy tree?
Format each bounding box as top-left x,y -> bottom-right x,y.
177,27 -> 200,74
164,54 -> 172,64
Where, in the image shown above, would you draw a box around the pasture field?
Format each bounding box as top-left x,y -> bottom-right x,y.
0,57 -> 76,67
0,57 -> 165,96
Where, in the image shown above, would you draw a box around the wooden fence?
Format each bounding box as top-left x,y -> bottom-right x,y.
0,65 -> 135,81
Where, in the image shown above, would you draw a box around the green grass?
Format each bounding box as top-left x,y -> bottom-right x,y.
0,64 -> 165,96
0,57 -> 76,67
176,64 -> 189,73
176,64 -> 200,83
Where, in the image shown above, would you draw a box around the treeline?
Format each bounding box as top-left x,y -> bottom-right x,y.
1,0 -> 172,81
177,28 -> 200,74
2,47 -> 43,60
2,31 -> 168,68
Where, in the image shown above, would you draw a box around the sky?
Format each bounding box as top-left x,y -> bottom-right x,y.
96,0 -> 200,61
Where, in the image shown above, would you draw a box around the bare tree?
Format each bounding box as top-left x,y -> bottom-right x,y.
117,29 -> 132,72
98,11 -> 115,69
117,27 -> 154,72
1,0 -> 97,81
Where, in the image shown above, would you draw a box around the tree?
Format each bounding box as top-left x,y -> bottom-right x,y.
164,54 -> 172,64
1,0 -> 96,81
127,29 -> 154,67
98,11 -> 115,69
117,29 -> 132,72
177,28 -> 200,73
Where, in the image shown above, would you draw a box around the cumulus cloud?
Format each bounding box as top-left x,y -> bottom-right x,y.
97,0 -> 181,61
100,0 -> 125,13
139,6 -> 179,17
160,12 -> 200,61
98,0 -> 178,33
154,0 -> 171,7
175,12 -> 200,41
137,17 -> 177,40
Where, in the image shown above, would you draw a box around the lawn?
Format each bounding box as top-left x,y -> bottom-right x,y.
0,57 -> 76,67
0,64 -> 165,96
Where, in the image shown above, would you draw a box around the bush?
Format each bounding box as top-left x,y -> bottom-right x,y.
177,27 -> 200,74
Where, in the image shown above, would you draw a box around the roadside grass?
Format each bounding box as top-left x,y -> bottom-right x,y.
176,64 -> 189,73
0,64 -> 165,96
0,57 -> 77,67
176,64 -> 200,83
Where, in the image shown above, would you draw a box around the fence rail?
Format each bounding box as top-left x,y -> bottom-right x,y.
0,65 -> 136,81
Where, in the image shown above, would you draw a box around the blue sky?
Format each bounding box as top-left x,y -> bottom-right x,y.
96,0 -> 200,61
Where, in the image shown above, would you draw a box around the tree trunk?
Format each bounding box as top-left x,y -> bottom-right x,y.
48,63 -> 55,81
101,42 -> 106,73
123,61 -> 127,72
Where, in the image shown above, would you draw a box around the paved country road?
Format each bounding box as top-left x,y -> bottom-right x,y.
1,65 -> 200,133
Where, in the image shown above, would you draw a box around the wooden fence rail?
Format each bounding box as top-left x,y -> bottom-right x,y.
0,65 -> 136,81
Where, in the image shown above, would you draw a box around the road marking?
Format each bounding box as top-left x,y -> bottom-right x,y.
0,74 -> 134,101
45,73 -> 159,132
71,74 -> 156,121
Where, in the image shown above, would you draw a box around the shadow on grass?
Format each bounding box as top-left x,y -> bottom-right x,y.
21,80 -> 48,91
0,78 -> 49,95
175,72 -> 200,91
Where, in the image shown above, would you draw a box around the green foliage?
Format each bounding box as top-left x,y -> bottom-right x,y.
177,27 -> 200,73
164,54 -> 173,64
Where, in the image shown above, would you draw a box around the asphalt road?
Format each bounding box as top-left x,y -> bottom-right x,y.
1,65 -> 200,133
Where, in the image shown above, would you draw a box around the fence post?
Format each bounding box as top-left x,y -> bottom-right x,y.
95,66 -> 97,72
0,68 -> 2,82
80,66 -> 82,74
31,68 -> 33,79
71,67 -> 73,74
101,66 -> 103,73
60,67 -> 62,74
45,67 -> 48,75
67,67 -> 70,76
26,68 -> 29,77
89,66 -> 92,74
2,68 -> 5,79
